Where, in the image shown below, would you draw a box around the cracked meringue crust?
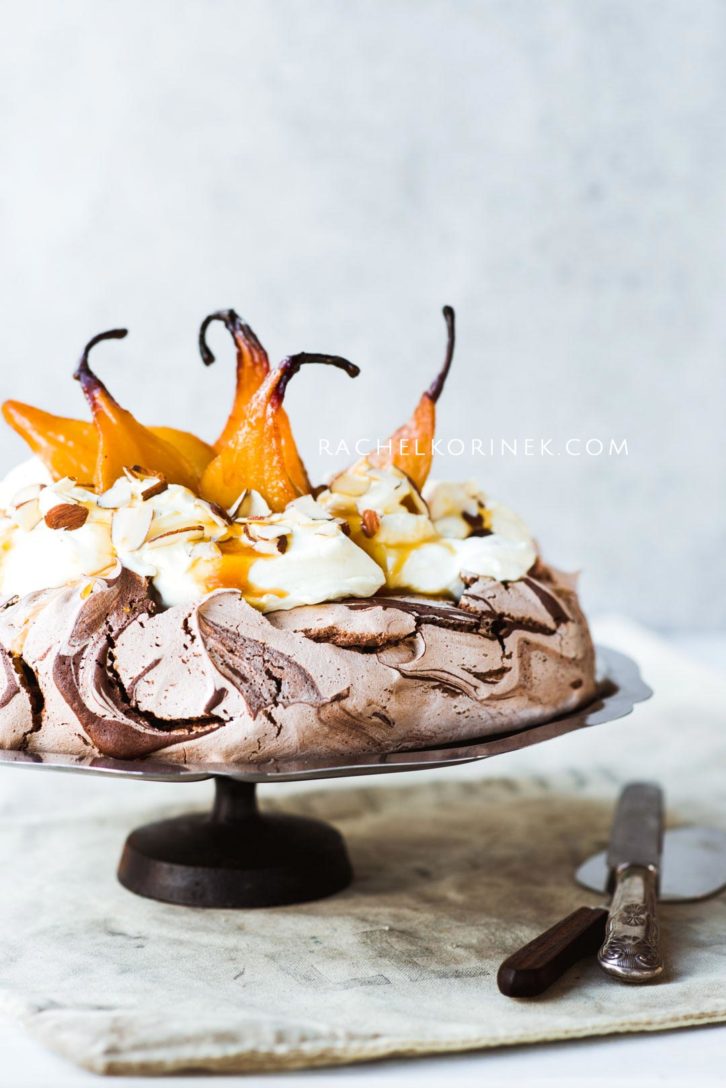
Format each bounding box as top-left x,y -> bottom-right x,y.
0,564 -> 596,764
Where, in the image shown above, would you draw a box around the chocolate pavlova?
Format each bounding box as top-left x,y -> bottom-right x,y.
0,309 -> 596,763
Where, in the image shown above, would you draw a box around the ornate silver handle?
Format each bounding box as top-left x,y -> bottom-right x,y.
597,865 -> 663,982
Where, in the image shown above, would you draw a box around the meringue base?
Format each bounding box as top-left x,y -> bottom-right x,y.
0,563 -> 596,764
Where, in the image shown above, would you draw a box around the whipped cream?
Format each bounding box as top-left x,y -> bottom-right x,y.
204,495 -> 385,613
0,465 -> 116,598
0,456 -> 535,611
318,461 -> 537,595
0,456 -> 52,510
0,459 -> 383,612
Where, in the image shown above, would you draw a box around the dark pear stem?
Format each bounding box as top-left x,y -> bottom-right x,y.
273,353 -> 360,406
427,305 -> 456,403
73,329 -> 128,394
198,309 -> 267,367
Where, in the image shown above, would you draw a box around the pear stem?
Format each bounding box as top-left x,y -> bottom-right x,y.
73,329 -> 128,398
273,353 -> 360,406
427,305 -> 456,404
198,310 -> 267,368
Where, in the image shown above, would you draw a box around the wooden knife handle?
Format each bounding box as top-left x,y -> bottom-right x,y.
497,906 -> 608,998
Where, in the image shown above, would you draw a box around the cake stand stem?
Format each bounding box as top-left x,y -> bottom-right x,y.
117,776 -> 353,908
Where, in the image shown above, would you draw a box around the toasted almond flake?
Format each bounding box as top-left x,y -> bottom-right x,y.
123,465 -> 164,484
97,478 -> 133,509
250,540 -> 285,557
329,471 -> 369,498
11,483 -> 43,507
233,489 -> 272,519
44,503 -> 89,531
400,489 -> 428,515
289,495 -> 331,520
191,540 -> 221,561
318,494 -> 350,518
241,525 -> 288,556
207,500 -> 232,525
112,504 -> 154,552
312,520 -> 342,538
361,508 -> 380,538
11,498 -> 42,532
142,478 -> 169,501
146,524 -> 206,547
244,521 -> 290,542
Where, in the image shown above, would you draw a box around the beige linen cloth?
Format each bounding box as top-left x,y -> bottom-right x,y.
0,617 -> 724,1075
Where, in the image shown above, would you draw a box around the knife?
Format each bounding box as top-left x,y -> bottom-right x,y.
597,780 -> 664,982
498,781 -> 665,997
497,905 -> 609,997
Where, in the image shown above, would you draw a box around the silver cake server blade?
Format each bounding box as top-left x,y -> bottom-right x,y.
577,825 -> 726,903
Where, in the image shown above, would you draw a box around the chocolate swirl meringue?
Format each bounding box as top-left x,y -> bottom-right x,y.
0,563 -> 596,764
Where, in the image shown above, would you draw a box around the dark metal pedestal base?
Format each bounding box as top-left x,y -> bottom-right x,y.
117,777 -> 353,908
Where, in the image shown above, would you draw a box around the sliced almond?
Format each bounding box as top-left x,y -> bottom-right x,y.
123,464 -> 161,482
191,540 -> 221,561
241,524 -> 289,556
244,521 -> 290,542
11,498 -> 42,532
249,539 -> 286,557
312,520 -> 342,538
97,477 -> 133,509
44,503 -> 89,531
289,494 -> 331,520
329,471 -> 369,498
233,489 -> 272,519
96,485 -> 125,510
112,504 -> 154,552
206,500 -> 232,525
400,489 -> 428,515
361,508 -> 380,538
142,478 -> 169,501
318,493 -> 349,518
11,483 -> 44,507
146,524 -> 206,548
122,465 -> 167,492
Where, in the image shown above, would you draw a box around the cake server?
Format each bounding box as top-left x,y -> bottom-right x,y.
576,824 -> 726,902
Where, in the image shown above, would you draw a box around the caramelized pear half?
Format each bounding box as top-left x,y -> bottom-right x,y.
1,404 -> 213,487
200,309 -> 270,449
199,309 -> 311,495
370,306 -> 455,490
1,402 -> 97,483
201,353 -> 359,512
74,329 -> 202,492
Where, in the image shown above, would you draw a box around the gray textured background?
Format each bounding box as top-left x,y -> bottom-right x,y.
0,0 -> 724,630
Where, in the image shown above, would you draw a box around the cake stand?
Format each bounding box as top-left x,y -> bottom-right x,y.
0,646 -> 650,909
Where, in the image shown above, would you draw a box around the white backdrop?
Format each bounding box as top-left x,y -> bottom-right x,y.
1,0 -> 724,629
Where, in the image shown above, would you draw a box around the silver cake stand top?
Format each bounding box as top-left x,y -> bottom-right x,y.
0,645 -> 650,785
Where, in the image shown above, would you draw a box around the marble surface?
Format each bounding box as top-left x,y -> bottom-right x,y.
1,2 -> 725,629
